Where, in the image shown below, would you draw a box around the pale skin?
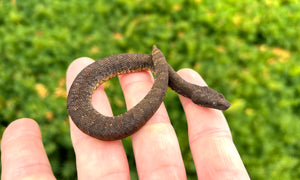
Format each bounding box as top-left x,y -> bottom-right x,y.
1,57 -> 250,180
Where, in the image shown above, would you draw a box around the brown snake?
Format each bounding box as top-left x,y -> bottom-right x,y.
67,46 -> 230,141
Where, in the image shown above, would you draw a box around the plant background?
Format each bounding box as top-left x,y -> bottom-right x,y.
0,0 -> 300,179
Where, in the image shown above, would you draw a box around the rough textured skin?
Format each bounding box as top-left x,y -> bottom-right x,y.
67,46 -> 231,141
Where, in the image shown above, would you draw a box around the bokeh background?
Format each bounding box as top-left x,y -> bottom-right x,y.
1,0 -> 300,179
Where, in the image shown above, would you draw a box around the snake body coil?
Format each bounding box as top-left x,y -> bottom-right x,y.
67,46 -> 230,141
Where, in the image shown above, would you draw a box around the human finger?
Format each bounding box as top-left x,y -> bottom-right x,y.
118,70 -> 186,179
66,57 -> 129,179
177,68 -> 250,179
1,118 -> 56,180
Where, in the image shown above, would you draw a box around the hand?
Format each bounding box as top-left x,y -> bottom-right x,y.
1,57 -> 250,179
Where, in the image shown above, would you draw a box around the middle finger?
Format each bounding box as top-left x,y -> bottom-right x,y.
119,70 -> 186,179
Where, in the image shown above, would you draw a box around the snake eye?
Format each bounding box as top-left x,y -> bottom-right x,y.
218,94 -> 225,98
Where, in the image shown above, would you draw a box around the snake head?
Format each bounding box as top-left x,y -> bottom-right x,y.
191,86 -> 231,110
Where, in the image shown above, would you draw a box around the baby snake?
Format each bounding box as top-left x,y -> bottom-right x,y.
67,46 -> 230,141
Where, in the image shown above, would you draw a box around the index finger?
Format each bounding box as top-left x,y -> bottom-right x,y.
177,69 -> 250,179
66,58 -> 130,179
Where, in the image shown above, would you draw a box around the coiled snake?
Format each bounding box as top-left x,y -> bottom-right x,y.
67,46 -> 230,141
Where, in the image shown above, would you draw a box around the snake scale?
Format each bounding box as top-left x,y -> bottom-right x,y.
67,46 -> 231,141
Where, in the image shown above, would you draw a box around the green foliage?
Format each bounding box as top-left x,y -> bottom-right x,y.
1,0 -> 300,179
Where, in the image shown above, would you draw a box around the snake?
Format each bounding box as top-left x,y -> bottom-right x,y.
67,46 -> 231,141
